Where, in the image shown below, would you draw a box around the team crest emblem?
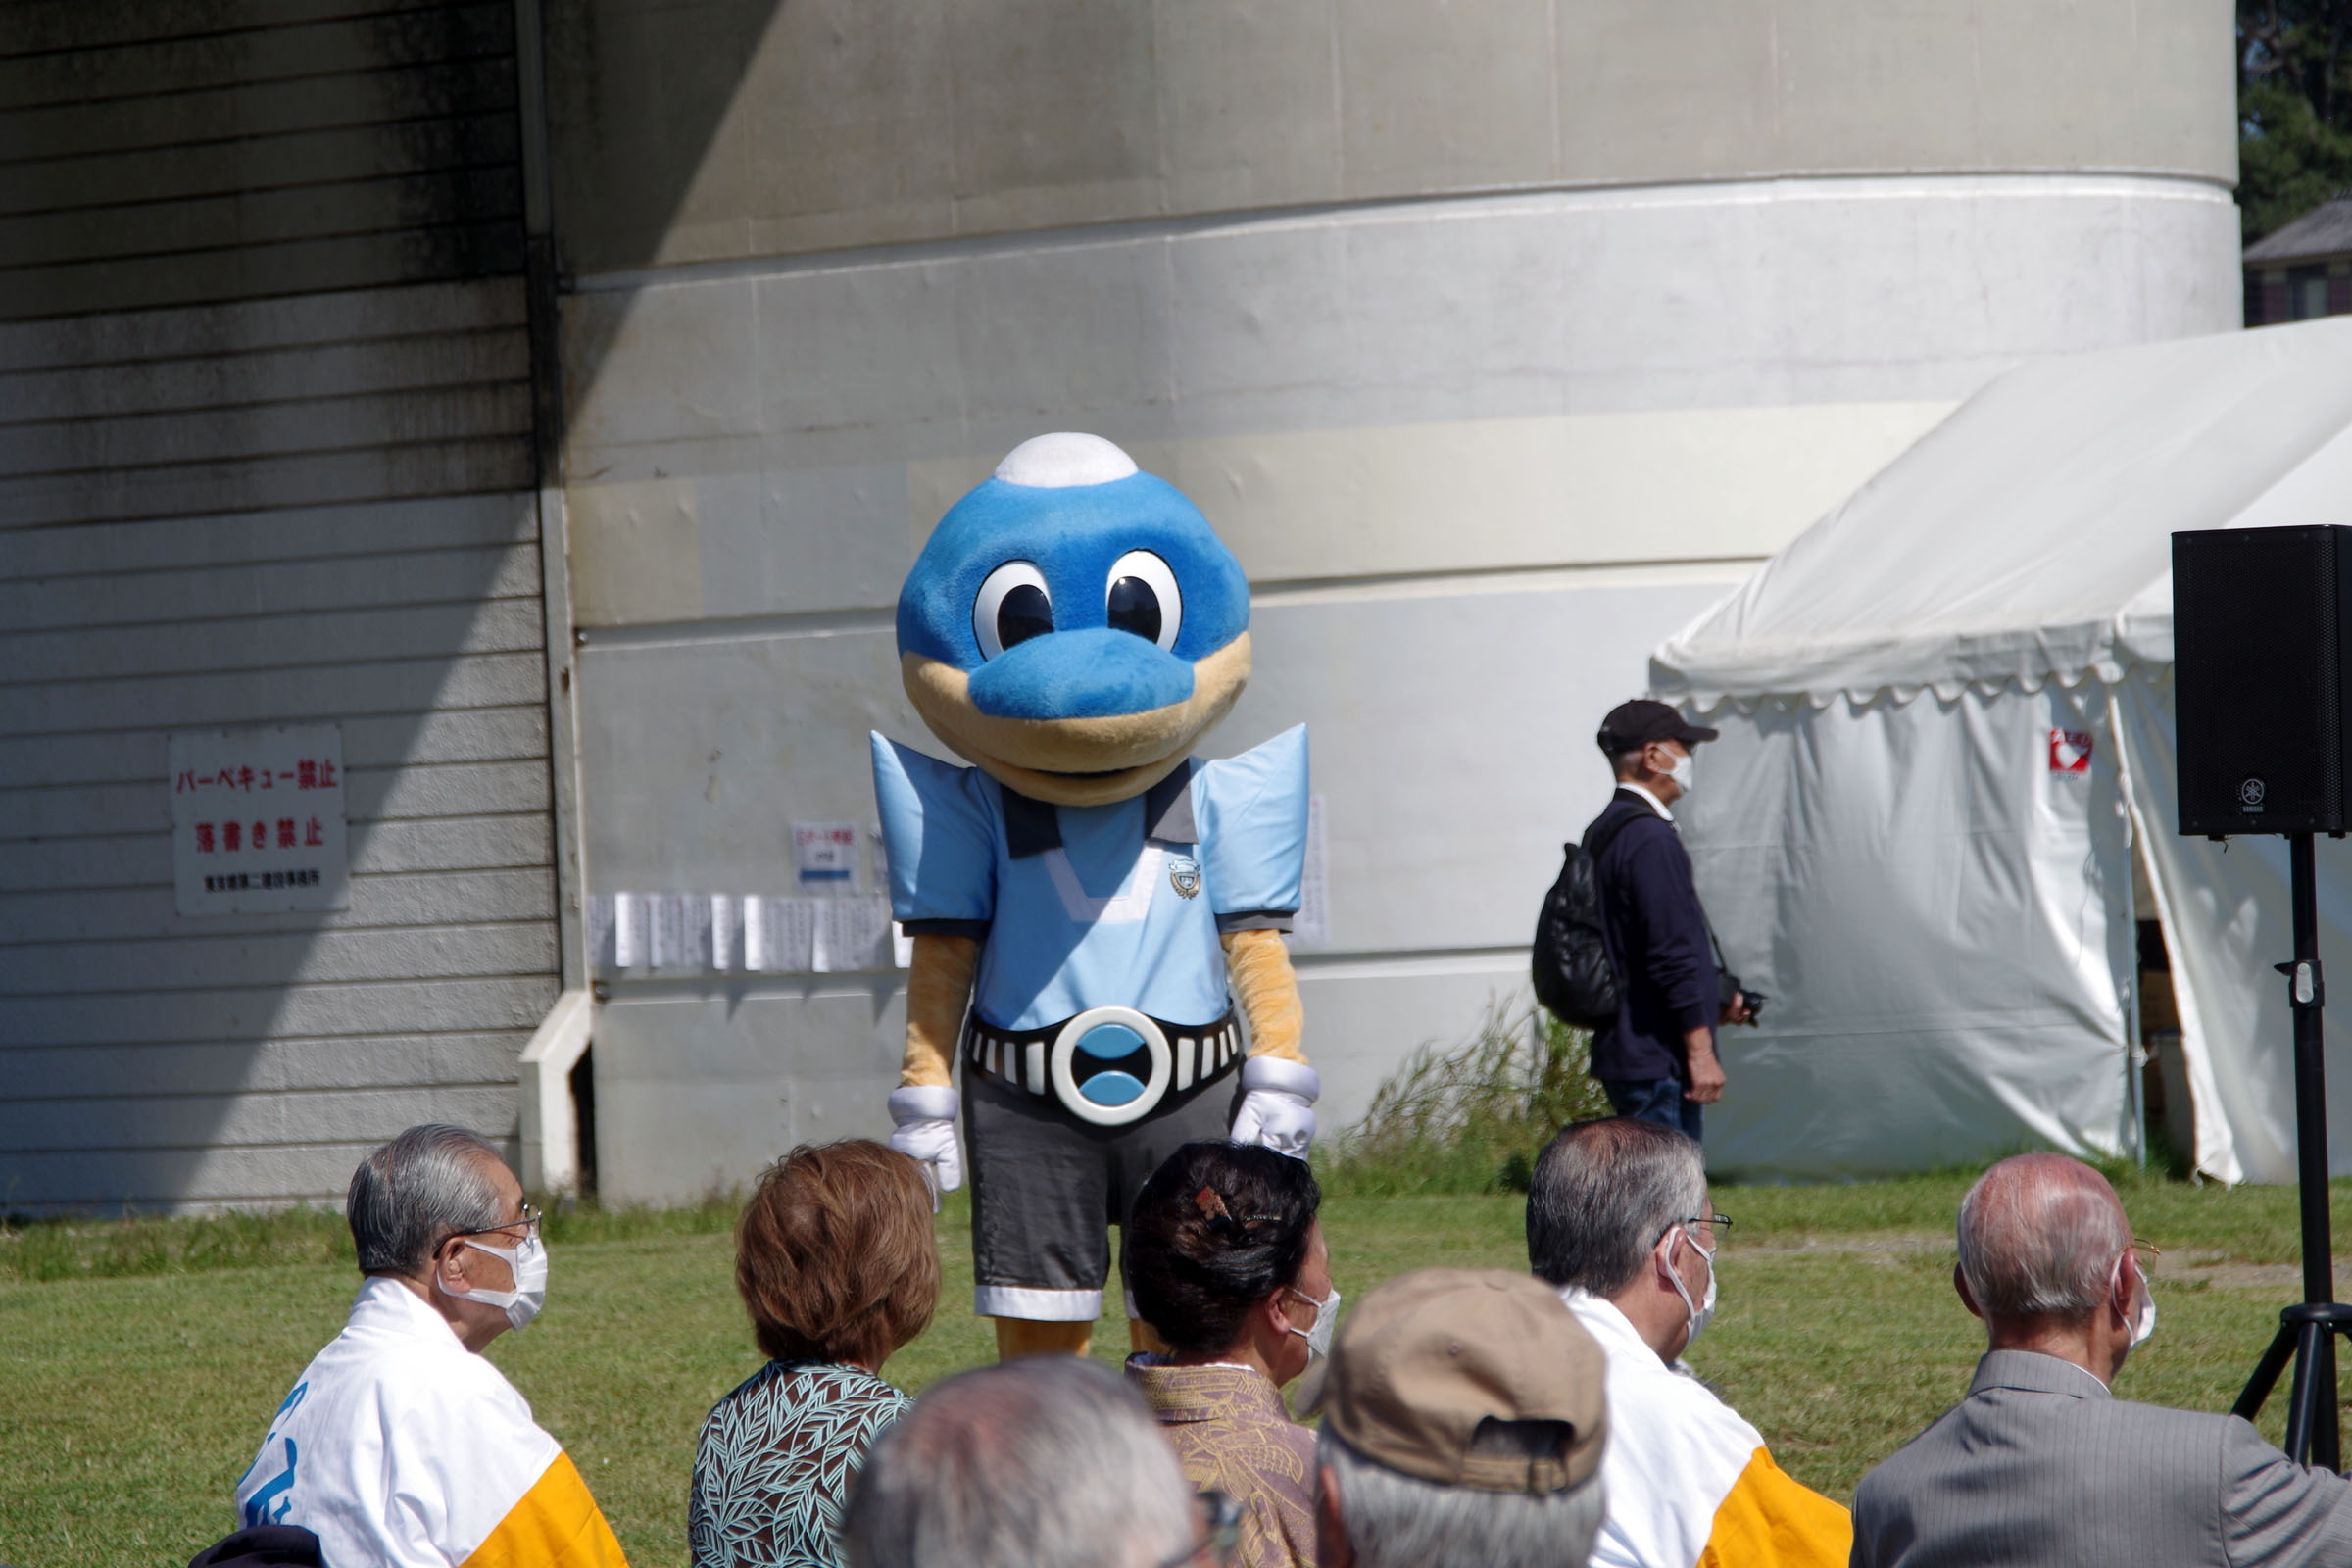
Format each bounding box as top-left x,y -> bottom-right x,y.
1168,856 -> 1202,899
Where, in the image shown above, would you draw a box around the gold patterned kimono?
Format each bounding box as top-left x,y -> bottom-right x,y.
1125,1356 -> 1318,1568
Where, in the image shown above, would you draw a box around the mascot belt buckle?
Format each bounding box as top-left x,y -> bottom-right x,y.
1049,1005 -> 1173,1127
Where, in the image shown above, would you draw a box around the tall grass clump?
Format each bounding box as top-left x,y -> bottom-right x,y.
1318,1004 -> 1614,1197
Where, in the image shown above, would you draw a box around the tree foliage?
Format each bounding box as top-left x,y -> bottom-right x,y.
2240,0 -> 2352,241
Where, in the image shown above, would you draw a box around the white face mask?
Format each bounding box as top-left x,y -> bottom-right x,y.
1663,748 -> 1695,793
1663,1224 -> 1718,1351
1287,1284 -> 1341,1360
2117,1256 -> 2155,1348
444,1231 -> 548,1331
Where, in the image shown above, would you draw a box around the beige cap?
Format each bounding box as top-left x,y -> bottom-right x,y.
1315,1268 -> 1607,1494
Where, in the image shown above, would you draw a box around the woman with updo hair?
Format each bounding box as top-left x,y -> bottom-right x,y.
1123,1140 -> 1335,1568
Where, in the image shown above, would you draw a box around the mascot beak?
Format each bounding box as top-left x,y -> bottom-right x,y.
903,631 -> 1252,808
967,628 -> 1196,720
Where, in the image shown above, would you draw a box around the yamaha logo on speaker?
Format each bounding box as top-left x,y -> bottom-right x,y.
2241,776 -> 2268,812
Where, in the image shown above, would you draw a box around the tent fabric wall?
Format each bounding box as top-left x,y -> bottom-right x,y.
1686,681 -> 2134,1179
2114,673 -> 2352,1185
1651,318 -> 2352,1183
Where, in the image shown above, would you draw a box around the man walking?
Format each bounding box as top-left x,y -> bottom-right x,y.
1586,700 -> 1746,1138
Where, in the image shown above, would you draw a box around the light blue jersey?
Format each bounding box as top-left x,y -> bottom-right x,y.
871,726 -> 1308,1031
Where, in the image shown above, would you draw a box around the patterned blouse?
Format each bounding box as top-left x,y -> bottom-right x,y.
689,1360 -> 912,1568
1126,1356 -> 1318,1568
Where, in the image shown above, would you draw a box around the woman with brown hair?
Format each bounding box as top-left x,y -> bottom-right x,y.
1123,1140 -> 1335,1568
690,1140 -> 940,1568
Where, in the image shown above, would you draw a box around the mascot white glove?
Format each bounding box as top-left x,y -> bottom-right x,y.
886,1085 -> 964,1194
1230,1057 -> 1319,1159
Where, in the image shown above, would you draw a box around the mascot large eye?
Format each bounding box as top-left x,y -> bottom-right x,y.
973,561 -> 1053,660
1104,550 -> 1181,651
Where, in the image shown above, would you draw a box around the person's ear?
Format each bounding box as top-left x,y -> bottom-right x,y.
1953,1262 -> 1984,1320
1315,1463 -> 1350,1568
1654,1230 -> 1683,1291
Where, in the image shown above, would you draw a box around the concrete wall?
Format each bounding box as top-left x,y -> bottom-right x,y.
0,2 -> 561,1211
545,0 -> 2234,270
546,0 -> 2242,1201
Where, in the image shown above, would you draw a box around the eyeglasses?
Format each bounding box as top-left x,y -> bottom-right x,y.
1662,1211 -> 1734,1250
1155,1491 -> 1242,1568
447,1201 -> 540,1247
2132,1236 -> 2161,1260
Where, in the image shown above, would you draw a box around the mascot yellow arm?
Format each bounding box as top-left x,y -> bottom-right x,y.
900,933 -> 976,1089
1222,927 -> 1307,1064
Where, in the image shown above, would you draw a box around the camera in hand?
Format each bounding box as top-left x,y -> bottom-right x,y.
1719,970 -> 1768,1026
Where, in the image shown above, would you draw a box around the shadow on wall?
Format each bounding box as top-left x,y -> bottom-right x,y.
0,2 -> 585,1213
539,0 -> 789,434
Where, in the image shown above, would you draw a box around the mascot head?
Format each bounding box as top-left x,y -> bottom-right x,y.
896,433 -> 1251,808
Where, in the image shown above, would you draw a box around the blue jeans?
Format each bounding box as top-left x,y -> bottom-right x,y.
1600,1075 -> 1704,1143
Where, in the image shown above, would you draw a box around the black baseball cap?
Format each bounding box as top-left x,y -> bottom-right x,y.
1596,699 -> 1718,755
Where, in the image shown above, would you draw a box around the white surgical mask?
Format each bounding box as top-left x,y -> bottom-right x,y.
1664,1224 -> 1718,1351
2118,1256 -> 2155,1348
1664,749 -> 1695,793
1287,1284 -> 1341,1360
444,1231 -> 548,1331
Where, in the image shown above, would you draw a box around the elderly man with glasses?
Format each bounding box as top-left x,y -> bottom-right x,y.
1851,1152 -> 2352,1567
1526,1117 -> 1848,1568
233,1123 -> 628,1568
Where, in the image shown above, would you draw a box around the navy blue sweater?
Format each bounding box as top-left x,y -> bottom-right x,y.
1586,789 -> 1717,1082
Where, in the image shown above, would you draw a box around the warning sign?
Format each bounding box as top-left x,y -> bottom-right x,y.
169,725 -> 350,914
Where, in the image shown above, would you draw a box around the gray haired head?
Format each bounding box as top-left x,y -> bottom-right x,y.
842,1356 -> 1196,1568
1956,1152 -> 2131,1321
1318,1428 -> 1605,1568
1526,1117 -> 1706,1297
347,1124 -> 509,1278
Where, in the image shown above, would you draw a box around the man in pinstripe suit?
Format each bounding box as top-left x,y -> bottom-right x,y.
1851,1153 -> 2352,1567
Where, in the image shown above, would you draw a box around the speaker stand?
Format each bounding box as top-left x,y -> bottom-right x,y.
2231,832 -> 2346,1468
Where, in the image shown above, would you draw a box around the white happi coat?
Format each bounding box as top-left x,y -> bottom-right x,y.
1558,1288 -> 1849,1568
234,1275 -> 626,1568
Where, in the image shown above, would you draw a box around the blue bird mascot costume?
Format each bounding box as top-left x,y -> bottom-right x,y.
871,432 -> 1317,1360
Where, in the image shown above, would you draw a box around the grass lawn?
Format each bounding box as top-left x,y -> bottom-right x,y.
5,1172 -> 2350,1568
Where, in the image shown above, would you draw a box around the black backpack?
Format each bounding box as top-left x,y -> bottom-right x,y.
1532,811 -> 1637,1029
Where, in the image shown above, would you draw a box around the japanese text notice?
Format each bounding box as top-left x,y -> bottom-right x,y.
170,725 -> 350,914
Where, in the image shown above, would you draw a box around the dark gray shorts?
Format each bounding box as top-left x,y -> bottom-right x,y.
963,1066 -> 1240,1321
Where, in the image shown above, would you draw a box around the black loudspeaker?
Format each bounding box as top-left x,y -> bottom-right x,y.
2174,526 -> 2352,836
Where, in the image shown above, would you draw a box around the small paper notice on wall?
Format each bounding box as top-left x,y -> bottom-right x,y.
169,725 -> 350,915
649,894 -> 687,969
710,894 -> 741,972
590,893 -> 618,970
793,822 -> 859,886
608,893 -> 643,969
814,897 -> 895,973
748,896 -> 817,973
590,892 -> 907,975
1290,795 -> 1329,947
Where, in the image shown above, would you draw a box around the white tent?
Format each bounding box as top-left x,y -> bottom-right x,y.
1651,316 -> 2352,1184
